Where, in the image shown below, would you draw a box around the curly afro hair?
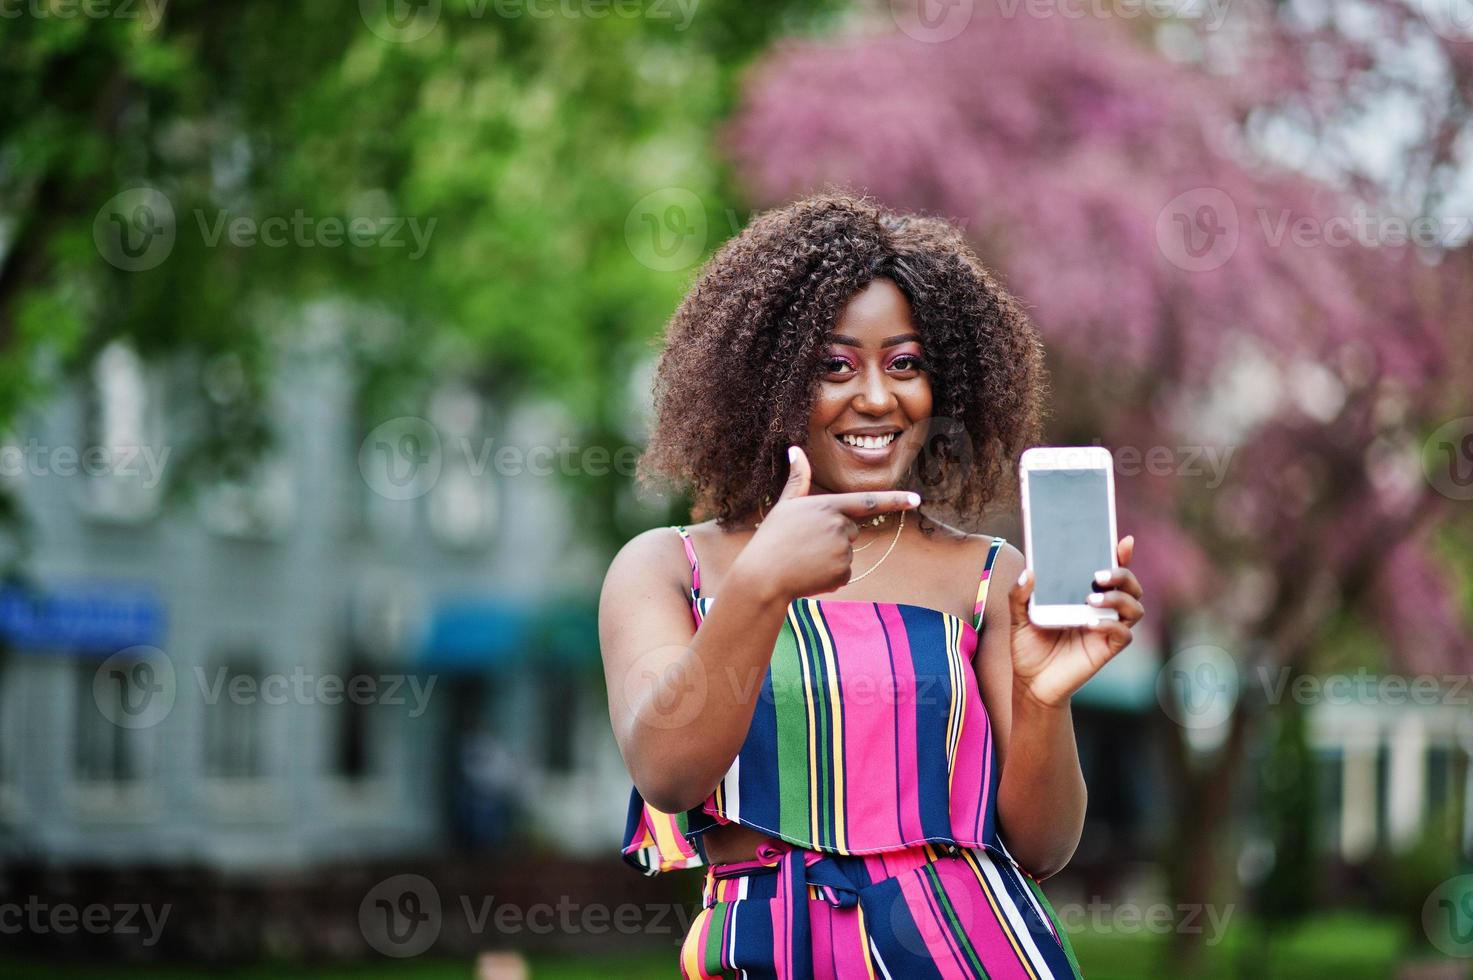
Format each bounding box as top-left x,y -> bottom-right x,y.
639,192 -> 1047,528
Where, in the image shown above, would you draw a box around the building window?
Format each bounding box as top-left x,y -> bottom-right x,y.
540,669 -> 578,774
0,660 -> 18,789
331,657 -> 387,781
75,659 -> 147,782
1314,747 -> 1344,853
426,384 -> 498,550
202,662 -> 265,780
85,342 -> 165,522
197,454 -> 295,540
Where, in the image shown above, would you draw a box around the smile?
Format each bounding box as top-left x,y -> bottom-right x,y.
838,432 -> 898,449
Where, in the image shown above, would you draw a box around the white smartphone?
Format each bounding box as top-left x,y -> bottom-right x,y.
1019,446 -> 1120,629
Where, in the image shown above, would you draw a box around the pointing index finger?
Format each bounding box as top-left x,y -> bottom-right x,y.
826,490 -> 921,519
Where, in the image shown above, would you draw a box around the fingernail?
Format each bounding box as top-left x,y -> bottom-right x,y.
788,446 -> 798,463
1087,593 -> 1103,605
1017,570 -> 1029,587
1094,570 -> 1112,585
906,492 -> 921,507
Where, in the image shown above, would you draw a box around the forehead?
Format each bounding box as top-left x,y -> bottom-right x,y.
831,278 -> 917,342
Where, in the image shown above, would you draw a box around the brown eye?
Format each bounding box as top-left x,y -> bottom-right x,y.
890,354 -> 926,373
824,357 -> 855,375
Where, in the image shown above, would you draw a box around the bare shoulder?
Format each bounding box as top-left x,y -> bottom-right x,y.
920,516 -> 1012,564
601,524 -> 691,600
944,526 -> 1024,595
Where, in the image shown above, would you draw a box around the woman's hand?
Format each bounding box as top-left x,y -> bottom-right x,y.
734,446 -> 920,602
1006,535 -> 1145,709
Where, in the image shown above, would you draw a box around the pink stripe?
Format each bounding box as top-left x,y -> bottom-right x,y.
876,603 -> 925,847
948,634 -> 990,842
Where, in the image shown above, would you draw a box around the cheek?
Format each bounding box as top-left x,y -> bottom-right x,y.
903,378 -> 934,420
807,388 -> 848,432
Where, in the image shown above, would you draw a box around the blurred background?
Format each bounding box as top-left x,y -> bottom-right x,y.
2,0 -> 1473,976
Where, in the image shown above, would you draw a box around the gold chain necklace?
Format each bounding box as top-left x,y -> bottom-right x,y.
847,509 -> 904,584
751,496 -> 902,568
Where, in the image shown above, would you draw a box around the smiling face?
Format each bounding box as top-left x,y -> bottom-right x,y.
805,277 -> 934,496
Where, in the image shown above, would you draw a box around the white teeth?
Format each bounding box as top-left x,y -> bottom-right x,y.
840,432 -> 898,449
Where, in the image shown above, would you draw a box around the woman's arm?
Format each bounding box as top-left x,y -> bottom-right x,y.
599,447 -> 920,814
599,526 -> 791,814
975,537 -> 1143,879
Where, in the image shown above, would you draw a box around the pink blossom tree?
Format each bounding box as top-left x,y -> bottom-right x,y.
724,0 -> 1473,960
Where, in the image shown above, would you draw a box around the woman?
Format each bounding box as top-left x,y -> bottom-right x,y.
600,194 -> 1144,979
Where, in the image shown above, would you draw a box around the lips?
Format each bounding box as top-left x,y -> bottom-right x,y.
833,428 -> 903,463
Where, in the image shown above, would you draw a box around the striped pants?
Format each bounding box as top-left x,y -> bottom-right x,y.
680,839 -> 1082,979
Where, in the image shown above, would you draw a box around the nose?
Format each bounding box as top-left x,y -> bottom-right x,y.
853,366 -> 898,416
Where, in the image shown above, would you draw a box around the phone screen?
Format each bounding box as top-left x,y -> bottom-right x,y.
1026,467 -> 1113,606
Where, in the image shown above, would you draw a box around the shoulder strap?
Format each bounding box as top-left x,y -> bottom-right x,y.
972,537 -> 1006,630
672,526 -> 701,600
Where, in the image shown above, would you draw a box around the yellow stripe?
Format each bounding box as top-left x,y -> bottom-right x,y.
855,897 -> 879,980
973,539 -> 1003,627
961,848 -> 1042,980
648,807 -> 692,864
944,614 -> 963,793
680,906 -> 712,978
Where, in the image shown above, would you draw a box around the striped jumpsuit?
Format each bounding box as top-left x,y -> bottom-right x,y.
621,527 -> 1082,979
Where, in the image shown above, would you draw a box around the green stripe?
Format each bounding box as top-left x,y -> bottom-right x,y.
772,609 -> 809,839
795,601 -> 834,847
1027,876 -> 1084,978
923,863 -> 990,979
703,900 -> 729,976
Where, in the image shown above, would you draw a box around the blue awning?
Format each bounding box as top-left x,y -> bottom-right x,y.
419,599 -> 532,671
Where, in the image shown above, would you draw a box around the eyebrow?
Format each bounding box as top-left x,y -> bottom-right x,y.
825,332 -> 922,348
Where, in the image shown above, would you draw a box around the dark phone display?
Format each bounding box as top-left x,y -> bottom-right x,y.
1026,468 -> 1113,606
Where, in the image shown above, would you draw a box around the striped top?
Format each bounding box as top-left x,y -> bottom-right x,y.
621,526 -> 1010,875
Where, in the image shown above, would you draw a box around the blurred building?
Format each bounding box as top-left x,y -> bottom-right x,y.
0,327 -> 632,881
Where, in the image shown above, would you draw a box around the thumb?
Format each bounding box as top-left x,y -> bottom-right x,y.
776,445 -> 811,502
1008,567 -> 1034,632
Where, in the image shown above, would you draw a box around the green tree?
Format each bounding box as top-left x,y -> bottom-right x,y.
0,0 -> 844,551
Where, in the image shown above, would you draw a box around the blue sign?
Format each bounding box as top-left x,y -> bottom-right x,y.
0,584 -> 166,652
